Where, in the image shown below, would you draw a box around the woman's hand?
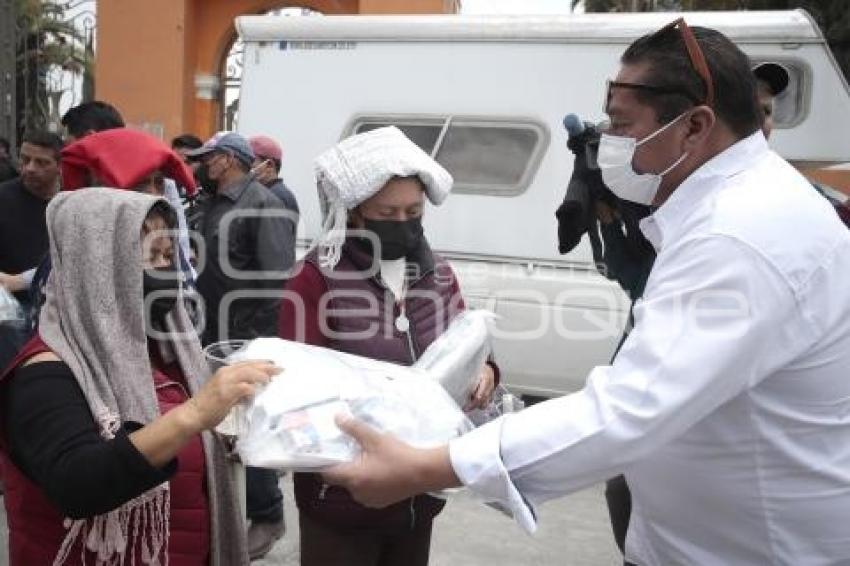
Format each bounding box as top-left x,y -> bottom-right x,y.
131,361 -> 279,468
0,272 -> 26,293
464,363 -> 496,411
181,361 -> 279,433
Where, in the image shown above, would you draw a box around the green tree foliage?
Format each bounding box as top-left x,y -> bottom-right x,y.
16,0 -> 90,136
579,0 -> 850,82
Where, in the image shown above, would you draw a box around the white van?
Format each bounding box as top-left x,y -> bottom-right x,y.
234,10 -> 850,397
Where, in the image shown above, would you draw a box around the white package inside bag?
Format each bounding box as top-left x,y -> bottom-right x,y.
413,310 -> 495,405
0,287 -> 24,324
229,310 -> 496,471
231,338 -> 472,470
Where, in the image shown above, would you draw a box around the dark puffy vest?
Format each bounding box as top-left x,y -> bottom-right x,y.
1,338 -> 211,565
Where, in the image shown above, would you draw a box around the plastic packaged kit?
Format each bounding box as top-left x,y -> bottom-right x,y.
204,310 -> 500,471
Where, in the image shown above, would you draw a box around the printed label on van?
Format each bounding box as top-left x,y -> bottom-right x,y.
279,41 -> 357,51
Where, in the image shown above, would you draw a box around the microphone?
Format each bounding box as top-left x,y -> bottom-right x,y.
563,113 -> 585,139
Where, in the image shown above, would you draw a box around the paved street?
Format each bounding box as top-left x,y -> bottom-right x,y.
0,477 -> 620,566
259,476 -> 621,566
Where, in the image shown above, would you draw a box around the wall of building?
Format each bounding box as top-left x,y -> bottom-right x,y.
96,0 -> 457,142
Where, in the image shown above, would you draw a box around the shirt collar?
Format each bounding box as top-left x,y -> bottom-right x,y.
218,175 -> 252,202
640,131 -> 769,251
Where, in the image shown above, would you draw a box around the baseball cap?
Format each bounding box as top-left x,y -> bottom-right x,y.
187,132 -> 255,166
249,135 -> 283,162
753,62 -> 790,97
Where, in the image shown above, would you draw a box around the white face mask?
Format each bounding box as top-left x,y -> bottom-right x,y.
598,112 -> 689,206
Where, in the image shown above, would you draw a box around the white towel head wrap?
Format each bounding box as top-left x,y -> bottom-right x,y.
311,126 -> 453,269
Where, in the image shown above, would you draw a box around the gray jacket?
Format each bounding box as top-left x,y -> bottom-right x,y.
196,175 -> 296,344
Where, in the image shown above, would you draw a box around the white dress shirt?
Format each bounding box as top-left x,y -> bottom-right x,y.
449,132 -> 850,565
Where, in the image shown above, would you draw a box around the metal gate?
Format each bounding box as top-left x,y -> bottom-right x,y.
220,6 -> 322,132
0,0 -> 95,153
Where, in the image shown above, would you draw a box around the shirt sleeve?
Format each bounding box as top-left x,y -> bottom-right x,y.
4,361 -> 177,519
448,234 -> 806,533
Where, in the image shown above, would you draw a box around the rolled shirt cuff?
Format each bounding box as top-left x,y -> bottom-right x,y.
448,416 -> 537,534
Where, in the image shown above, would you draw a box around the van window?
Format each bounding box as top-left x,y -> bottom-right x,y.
351,116 -> 548,196
753,60 -> 809,128
355,121 -> 442,154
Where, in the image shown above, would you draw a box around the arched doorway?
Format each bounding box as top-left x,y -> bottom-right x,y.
221,7 -> 323,131
96,0 -> 456,143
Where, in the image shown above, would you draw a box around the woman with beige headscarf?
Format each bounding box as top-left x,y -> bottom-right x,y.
0,188 -> 275,565
278,126 -> 499,566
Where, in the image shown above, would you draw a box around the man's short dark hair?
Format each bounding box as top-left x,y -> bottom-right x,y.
621,25 -> 761,138
171,134 -> 203,151
21,130 -> 64,161
61,101 -> 125,139
0,136 -> 10,156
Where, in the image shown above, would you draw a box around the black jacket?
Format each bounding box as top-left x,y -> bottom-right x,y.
196,175 -> 296,344
267,178 -> 300,233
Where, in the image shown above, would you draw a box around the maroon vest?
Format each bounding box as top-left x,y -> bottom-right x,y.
1,337 -> 211,566
295,239 -> 463,531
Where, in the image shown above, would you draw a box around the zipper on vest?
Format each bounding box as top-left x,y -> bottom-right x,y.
318,483 -> 329,500
409,495 -> 417,529
404,322 -> 418,364
396,298 -> 419,364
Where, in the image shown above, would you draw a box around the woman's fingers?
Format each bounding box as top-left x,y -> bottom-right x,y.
464,379 -> 487,411
187,361 -> 281,431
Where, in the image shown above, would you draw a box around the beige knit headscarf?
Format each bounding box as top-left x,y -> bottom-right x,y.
39,187 -> 247,565
312,126 -> 453,269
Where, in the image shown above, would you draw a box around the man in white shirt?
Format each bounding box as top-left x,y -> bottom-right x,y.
322,19 -> 850,565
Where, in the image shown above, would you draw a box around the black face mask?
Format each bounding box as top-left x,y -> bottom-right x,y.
361,217 -> 424,260
195,163 -> 218,194
143,268 -> 181,331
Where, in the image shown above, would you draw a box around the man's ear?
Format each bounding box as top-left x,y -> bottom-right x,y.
683,105 -> 716,151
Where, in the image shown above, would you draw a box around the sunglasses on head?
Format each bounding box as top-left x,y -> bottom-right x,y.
604,17 -> 715,113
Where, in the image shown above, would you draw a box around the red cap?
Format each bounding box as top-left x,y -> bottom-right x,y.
248,135 -> 282,162
61,128 -> 198,196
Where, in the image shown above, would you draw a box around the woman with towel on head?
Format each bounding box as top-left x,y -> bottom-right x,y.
0,188 -> 277,565
277,126 -> 500,566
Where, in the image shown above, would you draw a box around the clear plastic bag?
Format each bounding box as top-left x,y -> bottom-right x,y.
0,287 -> 24,324
214,310 -> 498,471
413,310 -> 495,406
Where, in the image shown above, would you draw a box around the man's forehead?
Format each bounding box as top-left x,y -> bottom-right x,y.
615,62 -> 651,85
606,63 -> 654,117
20,142 -> 55,160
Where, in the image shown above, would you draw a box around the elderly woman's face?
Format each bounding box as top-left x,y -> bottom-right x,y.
353,177 -> 425,225
141,215 -> 175,270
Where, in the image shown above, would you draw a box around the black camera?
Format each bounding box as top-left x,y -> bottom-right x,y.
555,115 -> 619,255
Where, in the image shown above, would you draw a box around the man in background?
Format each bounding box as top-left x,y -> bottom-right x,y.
172,133 -> 203,168
0,131 -> 63,369
189,132 -> 294,559
752,61 -> 789,139
248,135 -> 300,231
60,100 -> 125,141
